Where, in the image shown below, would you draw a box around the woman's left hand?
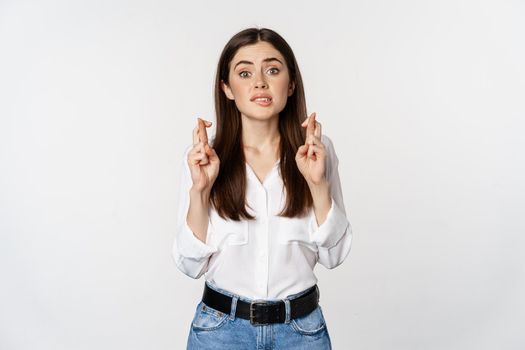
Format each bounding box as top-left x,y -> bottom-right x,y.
295,112 -> 327,186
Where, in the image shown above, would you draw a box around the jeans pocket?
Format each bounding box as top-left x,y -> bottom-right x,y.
191,301 -> 229,331
290,305 -> 327,335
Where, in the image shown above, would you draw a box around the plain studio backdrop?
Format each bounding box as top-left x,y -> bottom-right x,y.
1,0 -> 524,349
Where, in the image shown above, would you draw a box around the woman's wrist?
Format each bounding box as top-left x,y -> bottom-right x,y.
190,186 -> 211,202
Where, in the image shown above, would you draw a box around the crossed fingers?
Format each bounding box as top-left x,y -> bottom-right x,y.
193,117 -> 211,146
190,117 -> 212,165
301,112 -> 322,145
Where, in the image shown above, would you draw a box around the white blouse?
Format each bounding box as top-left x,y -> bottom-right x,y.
172,134 -> 353,300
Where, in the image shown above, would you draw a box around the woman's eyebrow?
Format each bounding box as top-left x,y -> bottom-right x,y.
233,57 -> 283,70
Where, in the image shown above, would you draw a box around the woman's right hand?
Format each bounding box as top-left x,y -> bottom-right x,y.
187,117 -> 220,193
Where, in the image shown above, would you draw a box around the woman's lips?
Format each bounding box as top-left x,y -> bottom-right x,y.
252,97 -> 272,107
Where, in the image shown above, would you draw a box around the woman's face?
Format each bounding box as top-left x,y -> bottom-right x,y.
221,41 -> 295,121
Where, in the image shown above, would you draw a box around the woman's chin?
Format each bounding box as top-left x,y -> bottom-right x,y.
242,112 -> 280,121
239,107 -> 279,120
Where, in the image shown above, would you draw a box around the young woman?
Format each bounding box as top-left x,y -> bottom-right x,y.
173,27 -> 353,349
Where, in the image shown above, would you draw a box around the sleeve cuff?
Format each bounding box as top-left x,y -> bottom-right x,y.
308,197 -> 350,249
175,219 -> 217,260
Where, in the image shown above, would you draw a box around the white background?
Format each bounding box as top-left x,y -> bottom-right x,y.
1,0 -> 524,349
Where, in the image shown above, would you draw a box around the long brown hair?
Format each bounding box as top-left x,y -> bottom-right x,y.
210,28 -> 312,221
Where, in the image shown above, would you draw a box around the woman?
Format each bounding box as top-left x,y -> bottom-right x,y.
173,27 -> 353,349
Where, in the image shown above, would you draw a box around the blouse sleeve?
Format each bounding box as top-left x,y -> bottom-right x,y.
308,135 -> 353,269
171,144 -> 218,279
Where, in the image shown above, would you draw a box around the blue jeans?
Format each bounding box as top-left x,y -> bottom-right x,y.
186,281 -> 332,349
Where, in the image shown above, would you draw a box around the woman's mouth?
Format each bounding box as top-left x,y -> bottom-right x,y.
252,97 -> 272,107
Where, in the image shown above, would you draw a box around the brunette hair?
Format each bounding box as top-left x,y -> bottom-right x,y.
210,27 -> 312,221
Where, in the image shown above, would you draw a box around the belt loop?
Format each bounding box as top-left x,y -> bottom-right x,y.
229,295 -> 238,320
283,298 -> 291,324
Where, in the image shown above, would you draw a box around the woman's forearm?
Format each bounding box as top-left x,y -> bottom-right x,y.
186,187 -> 211,244
308,180 -> 332,226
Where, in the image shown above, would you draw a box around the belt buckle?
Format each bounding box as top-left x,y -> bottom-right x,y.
249,301 -> 269,326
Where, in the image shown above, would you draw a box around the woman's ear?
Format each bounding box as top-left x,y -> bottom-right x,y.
221,80 -> 235,100
288,81 -> 295,96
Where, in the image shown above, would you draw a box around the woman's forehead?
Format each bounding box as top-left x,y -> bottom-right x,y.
231,42 -> 285,65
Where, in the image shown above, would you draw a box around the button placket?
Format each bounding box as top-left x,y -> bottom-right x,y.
259,187 -> 270,296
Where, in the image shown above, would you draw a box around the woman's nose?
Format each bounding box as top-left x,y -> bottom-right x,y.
254,73 -> 268,88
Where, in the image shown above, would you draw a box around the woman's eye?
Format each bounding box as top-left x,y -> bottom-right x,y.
238,68 -> 279,78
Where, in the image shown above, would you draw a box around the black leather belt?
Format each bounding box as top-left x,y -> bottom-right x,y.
201,283 -> 320,326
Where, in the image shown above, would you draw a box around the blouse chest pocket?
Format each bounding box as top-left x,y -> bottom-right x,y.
208,211 -> 249,248
276,216 -> 318,252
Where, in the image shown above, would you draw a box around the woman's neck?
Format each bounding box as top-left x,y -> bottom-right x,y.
241,115 -> 280,152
